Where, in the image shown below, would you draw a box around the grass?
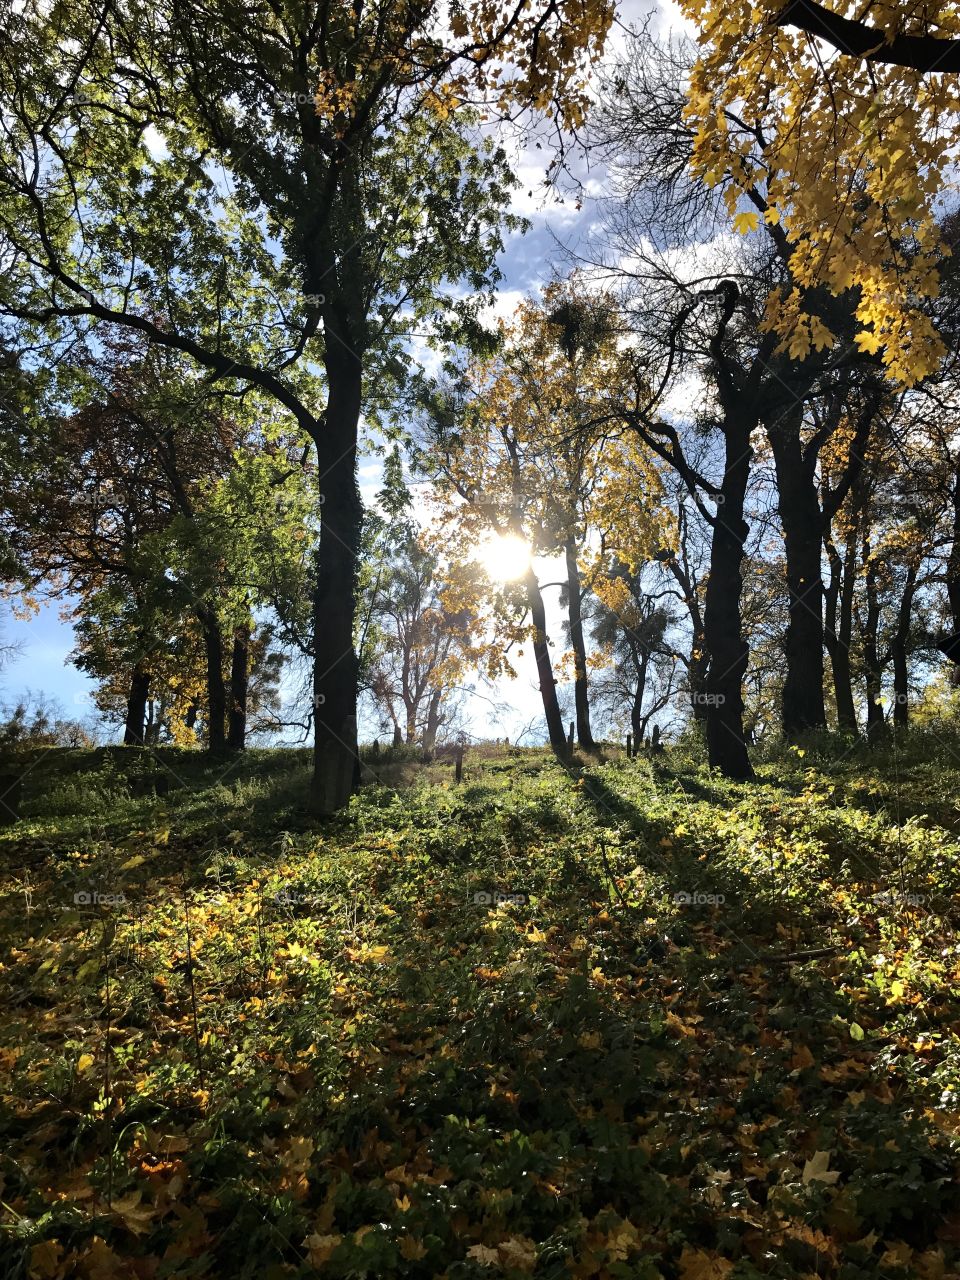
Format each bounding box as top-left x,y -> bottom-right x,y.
1,738 -> 959,1278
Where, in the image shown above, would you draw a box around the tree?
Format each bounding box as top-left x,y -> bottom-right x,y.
589,32 -> 890,772
0,331 -> 303,750
678,0 -> 957,383
590,561 -> 678,745
418,286 -> 663,756
0,0 -> 613,810
361,450 -> 482,753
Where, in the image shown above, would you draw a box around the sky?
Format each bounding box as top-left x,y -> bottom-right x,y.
3,0 -> 696,745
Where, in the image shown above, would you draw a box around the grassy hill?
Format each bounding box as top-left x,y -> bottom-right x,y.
1,739 -> 959,1278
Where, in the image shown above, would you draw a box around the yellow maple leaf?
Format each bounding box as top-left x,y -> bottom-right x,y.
304,1233 -> 342,1265
802,1150 -> 840,1185
467,1244 -> 500,1265
855,329 -> 883,355
733,210 -> 759,234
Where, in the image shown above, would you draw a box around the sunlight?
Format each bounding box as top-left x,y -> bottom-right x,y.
476,533 -> 531,582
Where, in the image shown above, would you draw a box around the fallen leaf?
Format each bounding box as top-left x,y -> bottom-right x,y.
802,1150 -> 840,1186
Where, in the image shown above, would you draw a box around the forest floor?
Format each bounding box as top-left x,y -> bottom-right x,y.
1,738 -> 960,1279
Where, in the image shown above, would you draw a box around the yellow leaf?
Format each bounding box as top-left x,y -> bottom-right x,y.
855,330 -> 883,355
110,1191 -> 155,1236
733,210 -> 759,234
467,1244 -> 500,1265
76,1053 -> 96,1075
304,1233 -> 342,1265
802,1150 -> 840,1185
281,1136 -> 314,1173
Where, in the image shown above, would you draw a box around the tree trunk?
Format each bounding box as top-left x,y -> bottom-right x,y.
310,348 -> 363,814
947,462 -> 960,687
891,564 -> 917,729
824,529 -> 858,733
767,410 -> 827,734
662,525 -> 707,721
862,540 -> 887,743
196,604 -> 227,754
123,666 -> 150,745
631,650 -> 649,744
703,414 -> 755,780
525,567 -> 567,755
564,537 -> 594,749
422,688 -> 443,758
948,462 -> 960,631
227,618 -> 251,751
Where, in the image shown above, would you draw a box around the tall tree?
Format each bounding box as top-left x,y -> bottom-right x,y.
0,0 -> 612,810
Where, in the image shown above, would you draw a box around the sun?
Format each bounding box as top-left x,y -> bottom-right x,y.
476,533 -> 531,582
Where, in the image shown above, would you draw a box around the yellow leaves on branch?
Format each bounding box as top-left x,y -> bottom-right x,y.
309,0 -> 615,132
679,0 -> 958,385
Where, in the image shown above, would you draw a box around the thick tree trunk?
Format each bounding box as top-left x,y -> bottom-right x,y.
310,348 -> 363,815
525,567 -> 567,755
227,618 -> 251,751
703,415 -> 755,780
767,411 -> 827,734
196,605 -> 227,754
123,666 -> 150,745
422,688 -> 443,758
824,531 -> 858,733
564,537 -> 594,749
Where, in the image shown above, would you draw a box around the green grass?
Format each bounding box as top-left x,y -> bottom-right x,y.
1,740 -> 959,1278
